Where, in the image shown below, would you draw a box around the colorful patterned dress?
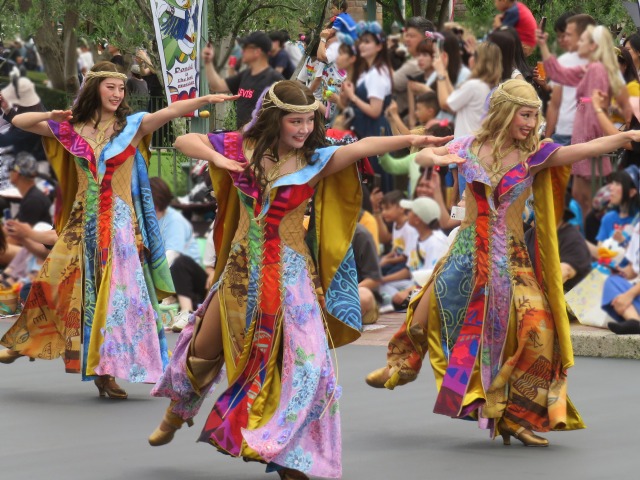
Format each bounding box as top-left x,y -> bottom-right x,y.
152,131 -> 362,478
383,136 -> 585,434
0,113 -> 173,383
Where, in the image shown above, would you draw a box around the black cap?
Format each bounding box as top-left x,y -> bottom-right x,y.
238,31 -> 272,54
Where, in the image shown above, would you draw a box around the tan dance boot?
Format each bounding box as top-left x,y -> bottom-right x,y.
497,419 -> 549,447
0,349 -> 26,364
148,402 -> 195,446
94,375 -> 128,399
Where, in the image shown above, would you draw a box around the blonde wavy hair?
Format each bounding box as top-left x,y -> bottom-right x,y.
471,41 -> 503,88
586,25 -> 625,95
474,79 -> 542,161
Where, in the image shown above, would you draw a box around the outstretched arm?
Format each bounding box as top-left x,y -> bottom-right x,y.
12,110 -> 73,137
174,133 -> 245,173
542,130 -> 640,169
318,134 -> 454,180
137,94 -> 238,140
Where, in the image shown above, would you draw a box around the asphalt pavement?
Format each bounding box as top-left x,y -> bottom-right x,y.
0,319 -> 638,479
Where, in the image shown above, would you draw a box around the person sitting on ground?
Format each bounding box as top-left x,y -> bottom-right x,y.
586,169 -> 640,259
389,196 -> 449,310
378,190 -> 418,305
601,220 -> 640,334
150,177 -> 208,333
0,152 -> 51,267
1,220 -> 57,303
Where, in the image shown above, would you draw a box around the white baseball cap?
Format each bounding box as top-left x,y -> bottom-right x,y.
400,197 -> 441,224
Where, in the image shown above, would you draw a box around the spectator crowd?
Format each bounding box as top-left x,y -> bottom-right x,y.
3,0 -> 640,335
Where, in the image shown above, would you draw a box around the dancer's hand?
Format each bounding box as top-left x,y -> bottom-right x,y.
415,149 -> 464,168
203,94 -> 239,104
409,134 -> 453,148
49,110 -> 73,122
210,154 -> 246,173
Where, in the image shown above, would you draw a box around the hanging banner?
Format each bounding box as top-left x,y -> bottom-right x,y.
150,0 -> 204,116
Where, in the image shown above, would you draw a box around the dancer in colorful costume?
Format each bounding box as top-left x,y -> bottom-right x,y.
0,61 -> 237,399
148,80 -> 450,479
366,79 -> 640,446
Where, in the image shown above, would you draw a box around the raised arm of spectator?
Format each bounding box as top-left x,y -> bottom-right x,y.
385,100 -> 410,135
317,29 -> 335,64
592,89 -> 634,150
203,43 -> 230,93
433,52 -> 454,112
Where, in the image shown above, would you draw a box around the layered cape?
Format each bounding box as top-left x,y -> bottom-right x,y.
43,113 -> 174,301
208,131 -> 362,348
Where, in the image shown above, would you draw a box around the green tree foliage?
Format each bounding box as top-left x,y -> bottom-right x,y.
462,0 -> 634,41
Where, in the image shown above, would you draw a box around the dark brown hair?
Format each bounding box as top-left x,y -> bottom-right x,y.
70,61 -> 132,137
353,33 -> 393,87
243,81 -> 326,190
566,14 -> 596,36
149,176 -> 174,212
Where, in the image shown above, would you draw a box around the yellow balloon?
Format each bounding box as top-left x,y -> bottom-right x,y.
199,110 -> 211,118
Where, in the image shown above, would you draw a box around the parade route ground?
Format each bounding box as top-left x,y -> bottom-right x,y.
1,317 -> 637,479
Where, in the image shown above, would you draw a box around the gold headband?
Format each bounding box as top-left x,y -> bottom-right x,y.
266,82 -> 320,113
85,71 -> 128,81
491,84 -> 542,109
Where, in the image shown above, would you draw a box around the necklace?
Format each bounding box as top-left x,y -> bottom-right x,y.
78,116 -> 116,148
478,142 -> 521,185
264,150 -> 305,188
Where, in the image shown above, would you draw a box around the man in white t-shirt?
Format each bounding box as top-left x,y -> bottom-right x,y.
545,13 -> 594,145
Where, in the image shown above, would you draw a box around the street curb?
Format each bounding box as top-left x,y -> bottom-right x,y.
571,323 -> 640,359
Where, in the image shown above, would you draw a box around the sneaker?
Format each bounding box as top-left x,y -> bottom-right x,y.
171,310 -> 191,333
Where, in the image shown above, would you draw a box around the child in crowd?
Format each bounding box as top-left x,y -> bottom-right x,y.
387,91 -> 440,136
602,220 -> 640,334
493,0 -> 537,56
390,196 -> 450,310
378,190 -> 419,304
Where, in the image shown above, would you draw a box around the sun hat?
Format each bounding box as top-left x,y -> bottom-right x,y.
1,76 -> 40,107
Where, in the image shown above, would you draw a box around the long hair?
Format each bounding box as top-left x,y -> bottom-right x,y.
353,23 -> 393,86
498,26 -> 533,81
475,79 -> 542,163
243,81 -> 326,190
618,47 -> 640,84
487,30 -> 516,82
441,30 -> 463,85
470,42 -> 503,88
70,61 -> 132,137
588,26 -> 625,95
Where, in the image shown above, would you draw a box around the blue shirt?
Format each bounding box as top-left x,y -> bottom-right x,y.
158,206 -> 201,263
596,210 -> 636,242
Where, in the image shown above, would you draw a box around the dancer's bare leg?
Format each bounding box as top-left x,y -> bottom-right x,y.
193,293 -> 223,360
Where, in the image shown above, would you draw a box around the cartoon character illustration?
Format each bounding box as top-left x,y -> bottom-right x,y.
155,0 -> 199,70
